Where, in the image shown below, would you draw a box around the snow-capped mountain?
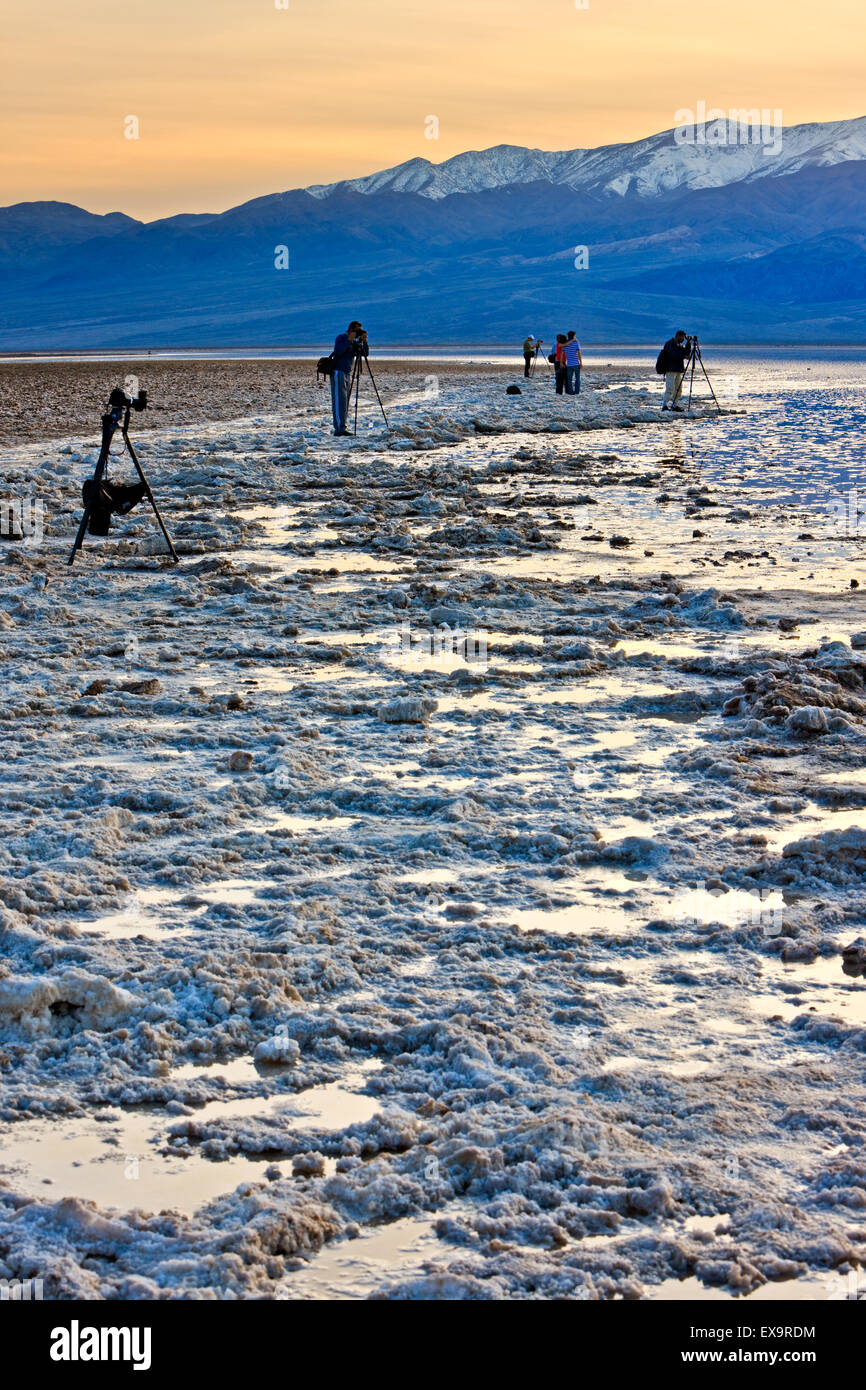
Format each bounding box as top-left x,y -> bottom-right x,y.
306,116 -> 866,202
1,115 -> 865,347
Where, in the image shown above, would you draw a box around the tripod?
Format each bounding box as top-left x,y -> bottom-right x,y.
684,336 -> 722,414
68,388 -> 179,565
345,349 -> 390,435
529,342 -> 545,377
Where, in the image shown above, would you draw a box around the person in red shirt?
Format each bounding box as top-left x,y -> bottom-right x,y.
553,334 -> 568,395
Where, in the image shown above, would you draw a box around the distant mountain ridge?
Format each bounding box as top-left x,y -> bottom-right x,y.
305,116 -> 866,201
1,116 -> 865,348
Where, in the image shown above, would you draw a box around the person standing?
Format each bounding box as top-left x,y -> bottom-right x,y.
563,331 -> 583,395
656,330 -> 690,412
330,320 -> 366,435
553,334 -> 568,395
523,335 -> 540,377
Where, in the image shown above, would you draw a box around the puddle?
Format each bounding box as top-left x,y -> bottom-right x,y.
625,743 -> 692,768
78,905 -> 195,942
303,630 -> 385,647
172,1057 -> 268,1084
684,1212 -> 731,1236
498,863 -> 681,938
0,1062 -> 382,1217
669,885 -> 787,931
62,750 -> 189,780
182,877 -> 268,905
485,631 -> 545,649
384,647 -> 491,675
394,770 -> 476,793
77,884 -> 217,940
234,548 -> 403,578
568,729 -> 639,755
615,639 -> 707,660
260,811 -> 358,835
751,953 -> 866,1027
431,673 -> 683,720
277,1215 -> 442,1300
599,815 -> 660,839
435,686 -> 600,715
534,687 -> 624,706
397,955 -> 436,977
392,868 -> 460,885
504,899 -> 644,936
765,806 -> 866,853
499,767 -> 551,785
0,1107 -> 279,1217
601,1057 -> 712,1077
649,1272 -> 847,1301
640,709 -> 708,725
180,1066 -> 381,1131
812,767 -> 866,788
236,665 -> 372,693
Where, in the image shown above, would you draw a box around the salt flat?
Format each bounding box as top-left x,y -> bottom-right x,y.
0,357 -> 864,1300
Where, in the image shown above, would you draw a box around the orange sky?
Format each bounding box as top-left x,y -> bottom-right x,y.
1,0 -> 864,220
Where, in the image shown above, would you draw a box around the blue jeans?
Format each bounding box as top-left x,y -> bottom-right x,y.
566,366 -> 581,395
330,370 -> 350,433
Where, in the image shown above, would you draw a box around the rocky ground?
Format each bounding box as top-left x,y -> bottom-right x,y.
0,360 -> 864,1301
0,357 -> 601,446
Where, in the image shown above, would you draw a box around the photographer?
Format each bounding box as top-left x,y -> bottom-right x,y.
330,320 -> 368,435
656,330 -> 690,412
522,335 -> 542,377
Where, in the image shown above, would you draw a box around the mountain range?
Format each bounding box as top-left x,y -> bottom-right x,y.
2,115 -> 865,349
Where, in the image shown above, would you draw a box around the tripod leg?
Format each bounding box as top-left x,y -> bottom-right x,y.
363,359 -> 390,430
68,467 -> 102,565
68,414 -> 116,564
687,351 -> 697,413
697,350 -> 722,412
123,430 -> 179,562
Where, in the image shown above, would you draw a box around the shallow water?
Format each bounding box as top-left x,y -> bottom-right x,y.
2,355 -> 866,1301
0,1063 -> 382,1217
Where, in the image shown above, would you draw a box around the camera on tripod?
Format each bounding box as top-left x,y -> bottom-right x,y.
68,384 -> 178,564
676,331 -> 721,414
108,386 -> 147,415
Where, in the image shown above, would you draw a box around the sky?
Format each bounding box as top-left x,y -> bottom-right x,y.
1,0 -> 864,221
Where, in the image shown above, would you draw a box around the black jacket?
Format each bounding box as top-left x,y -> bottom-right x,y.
658,337 -> 688,373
